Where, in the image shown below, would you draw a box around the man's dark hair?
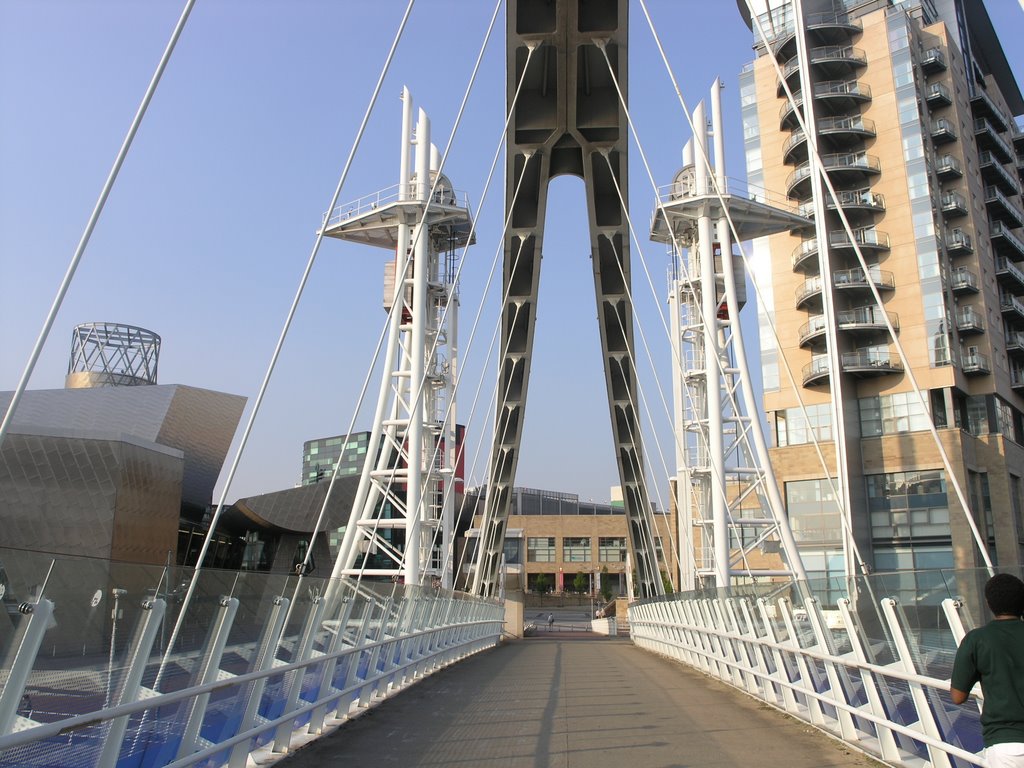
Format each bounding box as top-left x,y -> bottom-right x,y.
985,573 -> 1024,617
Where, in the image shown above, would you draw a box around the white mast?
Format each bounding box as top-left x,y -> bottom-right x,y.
655,80 -> 809,590
324,89 -> 472,586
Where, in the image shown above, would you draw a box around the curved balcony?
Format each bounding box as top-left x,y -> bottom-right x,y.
782,116 -> 876,164
771,12 -> 862,60
780,80 -> 871,129
802,355 -> 831,386
796,276 -> 823,309
798,315 -> 828,348
837,307 -> 898,336
792,238 -> 820,273
796,191 -> 887,222
787,152 -> 880,199
829,227 -> 890,257
842,348 -> 903,378
778,46 -> 867,95
833,266 -> 895,294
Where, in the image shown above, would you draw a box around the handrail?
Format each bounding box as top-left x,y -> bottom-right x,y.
630,589 -> 988,767
323,182 -> 471,230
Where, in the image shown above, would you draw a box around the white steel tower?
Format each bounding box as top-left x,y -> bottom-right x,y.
652,81 -> 809,590
324,89 -> 473,587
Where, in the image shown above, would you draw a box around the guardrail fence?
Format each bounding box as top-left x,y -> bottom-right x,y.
0,548 -> 502,767
629,569 -> 1007,768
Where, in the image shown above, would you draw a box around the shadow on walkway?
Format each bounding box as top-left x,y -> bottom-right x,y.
281,637 -> 883,768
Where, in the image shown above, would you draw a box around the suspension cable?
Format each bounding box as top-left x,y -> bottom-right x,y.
357,49 -> 538,590
0,0 -> 196,450
155,0 -> 417,686
742,0 -> 992,573
594,46 -> 797,582
634,3 -> 855,577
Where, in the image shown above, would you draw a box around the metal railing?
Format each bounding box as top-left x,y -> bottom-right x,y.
322,182 -> 471,230
0,548 -> 502,767
780,46 -> 866,79
629,569 -> 1012,767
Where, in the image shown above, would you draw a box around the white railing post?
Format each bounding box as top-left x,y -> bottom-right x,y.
836,597 -> 902,762
227,595 -> 290,768
802,596 -> 857,740
0,599 -> 54,737
176,596 -> 240,760
778,597 -> 826,727
98,598 -> 167,767
757,598 -> 800,715
273,595 -> 327,753
724,599 -> 759,696
880,598 -> 953,768
738,599 -> 777,704
308,595 -> 356,733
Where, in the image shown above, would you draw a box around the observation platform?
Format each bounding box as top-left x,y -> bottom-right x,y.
280,636 -> 876,768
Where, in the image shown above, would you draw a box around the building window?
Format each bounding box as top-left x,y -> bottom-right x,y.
859,391 -> 931,437
866,469 -> 949,542
562,537 -> 591,563
777,403 -> 832,447
527,537 -> 555,563
785,479 -> 842,545
503,538 -> 522,565
966,395 -> 989,436
599,537 -> 627,562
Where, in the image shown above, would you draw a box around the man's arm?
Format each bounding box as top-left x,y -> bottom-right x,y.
950,632 -> 977,706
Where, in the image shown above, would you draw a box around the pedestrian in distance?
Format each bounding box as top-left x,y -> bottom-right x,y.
951,573 -> 1024,767
547,613 -> 554,631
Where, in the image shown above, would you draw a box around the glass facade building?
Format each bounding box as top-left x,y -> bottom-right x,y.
739,0 -> 1024,574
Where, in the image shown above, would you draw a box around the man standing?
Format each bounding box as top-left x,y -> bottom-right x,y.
547,613 -> 554,631
951,573 -> 1024,767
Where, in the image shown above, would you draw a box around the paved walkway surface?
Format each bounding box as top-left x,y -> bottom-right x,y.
281,637 -> 882,768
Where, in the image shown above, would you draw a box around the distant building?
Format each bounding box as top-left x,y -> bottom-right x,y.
462,486 -> 678,598
737,0 -> 1024,577
301,432 -> 369,485
0,323 -> 245,566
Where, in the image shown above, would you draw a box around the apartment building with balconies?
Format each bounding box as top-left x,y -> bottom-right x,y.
737,0 -> 1024,581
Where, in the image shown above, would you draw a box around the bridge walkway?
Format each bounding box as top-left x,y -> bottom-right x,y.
280,636 -> 883,768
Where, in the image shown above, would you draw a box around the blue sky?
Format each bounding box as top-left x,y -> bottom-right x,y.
2,1 -> 1022,508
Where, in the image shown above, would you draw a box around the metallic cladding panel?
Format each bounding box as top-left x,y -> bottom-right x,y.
231,477 -> 361,534
0,384 -> 245,508
0,432 -> 183,564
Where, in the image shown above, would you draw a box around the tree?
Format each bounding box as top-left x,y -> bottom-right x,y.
599,566 -> 613,602
534,573 -> 551,594
572,571 -> 587,594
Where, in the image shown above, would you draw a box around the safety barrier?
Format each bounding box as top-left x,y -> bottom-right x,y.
0,548 -> 502,767
629,569 -> 1007,768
